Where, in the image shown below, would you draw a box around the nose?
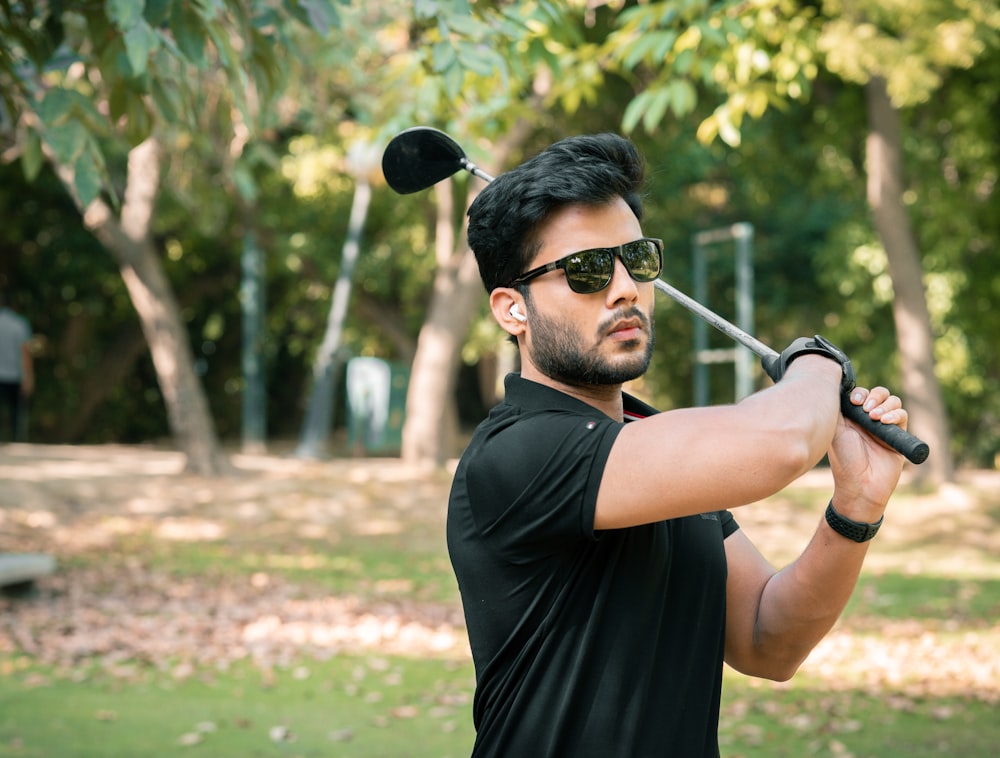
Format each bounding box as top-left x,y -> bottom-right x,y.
604,254 -> 640,307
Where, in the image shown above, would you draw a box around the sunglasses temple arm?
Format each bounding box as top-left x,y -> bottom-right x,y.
651,278 -> 929,464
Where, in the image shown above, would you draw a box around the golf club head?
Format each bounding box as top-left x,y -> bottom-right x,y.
382,126 -> 468,194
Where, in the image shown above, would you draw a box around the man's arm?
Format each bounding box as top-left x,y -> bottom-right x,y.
596,356 -> 842,530
723,385 -> 907,680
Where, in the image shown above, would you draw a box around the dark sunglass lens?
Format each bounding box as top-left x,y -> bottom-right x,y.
622,239 -> 661,281
564,250 -> 614,293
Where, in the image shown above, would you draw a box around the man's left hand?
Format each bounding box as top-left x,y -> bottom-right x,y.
828,385 -> 907,521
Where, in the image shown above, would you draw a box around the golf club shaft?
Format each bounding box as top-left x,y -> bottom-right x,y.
462,159 -> 495,184
654,278 -> 929,464
654,279 -> 774,360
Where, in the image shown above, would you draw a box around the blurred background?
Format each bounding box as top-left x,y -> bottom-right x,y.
2,1 -> 997,482
2,4 -> 1000,756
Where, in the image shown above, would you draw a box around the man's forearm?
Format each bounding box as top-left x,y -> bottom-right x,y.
751,516 -> 873,679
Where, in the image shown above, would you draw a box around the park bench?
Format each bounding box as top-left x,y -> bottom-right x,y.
0,552 -> 55,593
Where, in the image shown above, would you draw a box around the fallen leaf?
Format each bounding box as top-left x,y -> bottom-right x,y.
391,705 -> 419,719
269,725 -> 295,743
329,728 -> 354,742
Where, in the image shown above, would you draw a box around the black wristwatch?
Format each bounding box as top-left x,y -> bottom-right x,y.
825,500 -> 884,543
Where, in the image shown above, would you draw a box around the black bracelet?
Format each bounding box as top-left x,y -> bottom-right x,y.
825,500 -> 884,543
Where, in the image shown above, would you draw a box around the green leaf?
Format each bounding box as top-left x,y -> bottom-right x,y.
45,119 -> 88,165
413,0 -> 439,21
123,95 -> 153,146
107,0 -> 145,31
641,88 -> 671,133
37,88 -> 75,125
621,86 -> 674,134
697,19 -> 729,49
171,3 -> 206,67
206,20 -> 235,69
21,129 -> 44,182
302,0 -> 340,34
64,90 -> 111,135
456,41 -> 502,78
143,0 -> 173,27
674,48 -> 694,75
232,162 -> 258,203
73,147 -> 104,208
667,78 -> 697,117
123,20 -> 160,77
150,77 -> 182,124
155,25 -> 183,60
197,0 -> 225,18
621,91 -> 650,133
432,41 -> 457,73
445,14 -> 488,38
622,30 -> 678,70
109,82 -> 130,123
443,59 -> 463,100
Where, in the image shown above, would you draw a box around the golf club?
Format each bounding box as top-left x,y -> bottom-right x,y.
382,126 -> 495,194
381,127 -> 929,464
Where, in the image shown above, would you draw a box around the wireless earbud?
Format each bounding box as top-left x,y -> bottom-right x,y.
509,305 -> 527,323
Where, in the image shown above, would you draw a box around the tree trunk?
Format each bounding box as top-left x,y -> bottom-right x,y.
400,122 -> 532,467
241,221 -> 267,454
295,177 -> 372,459
401,243 -> 484,467
70,138 -> 230,476
865,77 -> 954,484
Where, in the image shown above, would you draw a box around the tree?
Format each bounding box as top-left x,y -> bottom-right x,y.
599,0 -> 1000,483
295,140 -> 379,459
388,0 -> 618,466
0,1 -> 336,473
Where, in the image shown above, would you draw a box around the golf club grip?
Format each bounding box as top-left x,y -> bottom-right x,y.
840,391 -> 929,464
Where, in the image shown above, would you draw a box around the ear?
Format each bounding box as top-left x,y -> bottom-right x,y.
490,288 -> 526,336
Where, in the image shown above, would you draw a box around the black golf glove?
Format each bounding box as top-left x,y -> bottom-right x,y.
762,334 -> 856,393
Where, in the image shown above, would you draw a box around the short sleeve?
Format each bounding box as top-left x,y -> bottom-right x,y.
464,411 -> 623,559
720,509 -> 739,538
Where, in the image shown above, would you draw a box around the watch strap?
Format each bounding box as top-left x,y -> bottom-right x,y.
825,500 -> 883,543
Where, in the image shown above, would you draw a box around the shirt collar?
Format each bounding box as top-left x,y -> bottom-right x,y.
503,373 -> 658,421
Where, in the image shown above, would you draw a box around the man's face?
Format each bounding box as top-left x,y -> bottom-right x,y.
519,198 -> 656,387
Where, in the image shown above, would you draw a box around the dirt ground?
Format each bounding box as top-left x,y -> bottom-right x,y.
0,443 -> 468,673
2,443 -> 999,700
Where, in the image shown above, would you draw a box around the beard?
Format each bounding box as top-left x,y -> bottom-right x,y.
527,305 -> 655,386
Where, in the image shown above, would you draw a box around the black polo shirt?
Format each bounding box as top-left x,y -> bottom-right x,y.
447,374 -> 739,757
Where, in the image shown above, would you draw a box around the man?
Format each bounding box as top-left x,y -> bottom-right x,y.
446,134 -> 907,757
0,290 -> 34,442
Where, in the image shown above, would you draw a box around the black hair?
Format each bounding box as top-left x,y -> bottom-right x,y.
466,133 -> 646,293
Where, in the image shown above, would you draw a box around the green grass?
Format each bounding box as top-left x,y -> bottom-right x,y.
4,652 -> 997,758
719,677 -> 1000,757
0,655 -> 477,757
848,572 -> 1000,623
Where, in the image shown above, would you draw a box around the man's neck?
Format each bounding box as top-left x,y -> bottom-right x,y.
520,366 -> 625,422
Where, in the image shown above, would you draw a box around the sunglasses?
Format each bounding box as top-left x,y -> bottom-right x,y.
507,238 -> 663,294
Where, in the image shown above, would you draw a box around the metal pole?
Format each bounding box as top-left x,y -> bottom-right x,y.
693,234 -> 709,407
241,226 -> 267,452
689,223 -> 756,406
734,223 -> 755,400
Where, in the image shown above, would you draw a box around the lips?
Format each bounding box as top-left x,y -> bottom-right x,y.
607,318 -> 644,339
